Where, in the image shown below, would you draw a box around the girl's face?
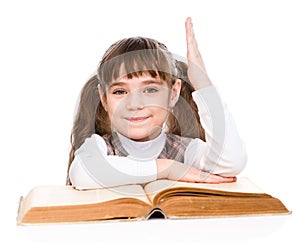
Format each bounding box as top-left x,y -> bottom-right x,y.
100,73 -> 181,141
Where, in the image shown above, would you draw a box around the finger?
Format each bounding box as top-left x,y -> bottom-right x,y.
185,17 -> 197,59
185,17 -> 200,59
185,17 -> 207,73
185,17 -> 192,47
214,176 -> 237,183
198,172 -> 221,184
202,174 -> 236,184
219,176 -> 237,183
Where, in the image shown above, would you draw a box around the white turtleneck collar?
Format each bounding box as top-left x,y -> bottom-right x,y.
116,131 -> 166,160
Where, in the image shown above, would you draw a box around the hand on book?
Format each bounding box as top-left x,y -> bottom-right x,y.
156,159 -> 236,184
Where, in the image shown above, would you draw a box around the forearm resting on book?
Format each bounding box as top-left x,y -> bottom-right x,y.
156,159 -> 236,184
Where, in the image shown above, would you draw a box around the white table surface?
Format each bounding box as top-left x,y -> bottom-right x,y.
4,209 -> 298,243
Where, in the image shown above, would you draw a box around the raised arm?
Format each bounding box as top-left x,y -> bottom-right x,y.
183,17 -> 247,176
184,86 -> 247,176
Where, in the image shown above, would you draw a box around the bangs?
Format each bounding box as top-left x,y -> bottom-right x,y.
98,48 -> 176,89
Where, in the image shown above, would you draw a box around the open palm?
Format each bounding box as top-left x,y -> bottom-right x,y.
185,17 -> 212,90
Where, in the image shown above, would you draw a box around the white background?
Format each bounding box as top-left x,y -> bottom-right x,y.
0,0 -> 299,242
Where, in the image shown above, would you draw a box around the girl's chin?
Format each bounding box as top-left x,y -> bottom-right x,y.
125,128 -> 162,142
127,132 -> 153,142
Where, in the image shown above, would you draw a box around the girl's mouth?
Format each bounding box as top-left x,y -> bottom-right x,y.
126,116 -> 150,123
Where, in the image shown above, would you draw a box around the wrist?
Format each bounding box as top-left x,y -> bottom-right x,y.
156,159 -> 173,179
192,78 -> 212,90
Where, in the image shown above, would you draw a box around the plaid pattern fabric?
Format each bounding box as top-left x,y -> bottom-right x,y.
102,133 -> 129,156
102,132 -> 192,163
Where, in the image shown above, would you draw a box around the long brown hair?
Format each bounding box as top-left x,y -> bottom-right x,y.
66,37 -> 205,185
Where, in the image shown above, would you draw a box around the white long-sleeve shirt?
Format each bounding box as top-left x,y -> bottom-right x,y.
69,86 -> 247,189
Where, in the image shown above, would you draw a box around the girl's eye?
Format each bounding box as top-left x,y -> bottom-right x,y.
112,89 -> 127,95
144,87 -> 159,93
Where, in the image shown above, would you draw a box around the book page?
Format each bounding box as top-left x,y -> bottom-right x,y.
144,177 -> 265,203
26,184 -> 151,208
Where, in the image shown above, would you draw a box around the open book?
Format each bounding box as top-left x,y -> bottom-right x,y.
17,177 -> 290,225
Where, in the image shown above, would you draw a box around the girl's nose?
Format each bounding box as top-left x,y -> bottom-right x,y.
125,90 -> 144,110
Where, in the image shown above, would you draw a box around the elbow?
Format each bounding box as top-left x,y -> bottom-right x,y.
209,143 -> 247,177
220,149 -> 248,176
69,163 -> 82,189
223,138 -> 248,176
232,143 -> 248,175
69,158 -> 102,190
230,153 -> 247,175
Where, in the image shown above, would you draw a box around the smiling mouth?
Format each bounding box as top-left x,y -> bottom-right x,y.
125,116 -> 150,123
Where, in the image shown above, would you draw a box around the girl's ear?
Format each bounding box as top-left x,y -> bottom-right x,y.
97,84 -> 108,111
170,79 -> 182,107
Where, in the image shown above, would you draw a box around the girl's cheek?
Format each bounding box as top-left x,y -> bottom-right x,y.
143,91 -> 170,107
107,96 -> 126,112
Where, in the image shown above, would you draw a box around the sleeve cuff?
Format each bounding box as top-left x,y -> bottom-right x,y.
192,85 -> 221,113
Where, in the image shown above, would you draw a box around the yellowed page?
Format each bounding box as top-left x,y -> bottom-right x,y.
144,177 -> 265,203
25,184 -> 150,208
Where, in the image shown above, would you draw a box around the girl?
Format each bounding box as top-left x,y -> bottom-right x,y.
67,17 -> 247,189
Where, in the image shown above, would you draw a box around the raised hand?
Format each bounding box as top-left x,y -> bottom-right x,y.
185,17 -> 212,90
